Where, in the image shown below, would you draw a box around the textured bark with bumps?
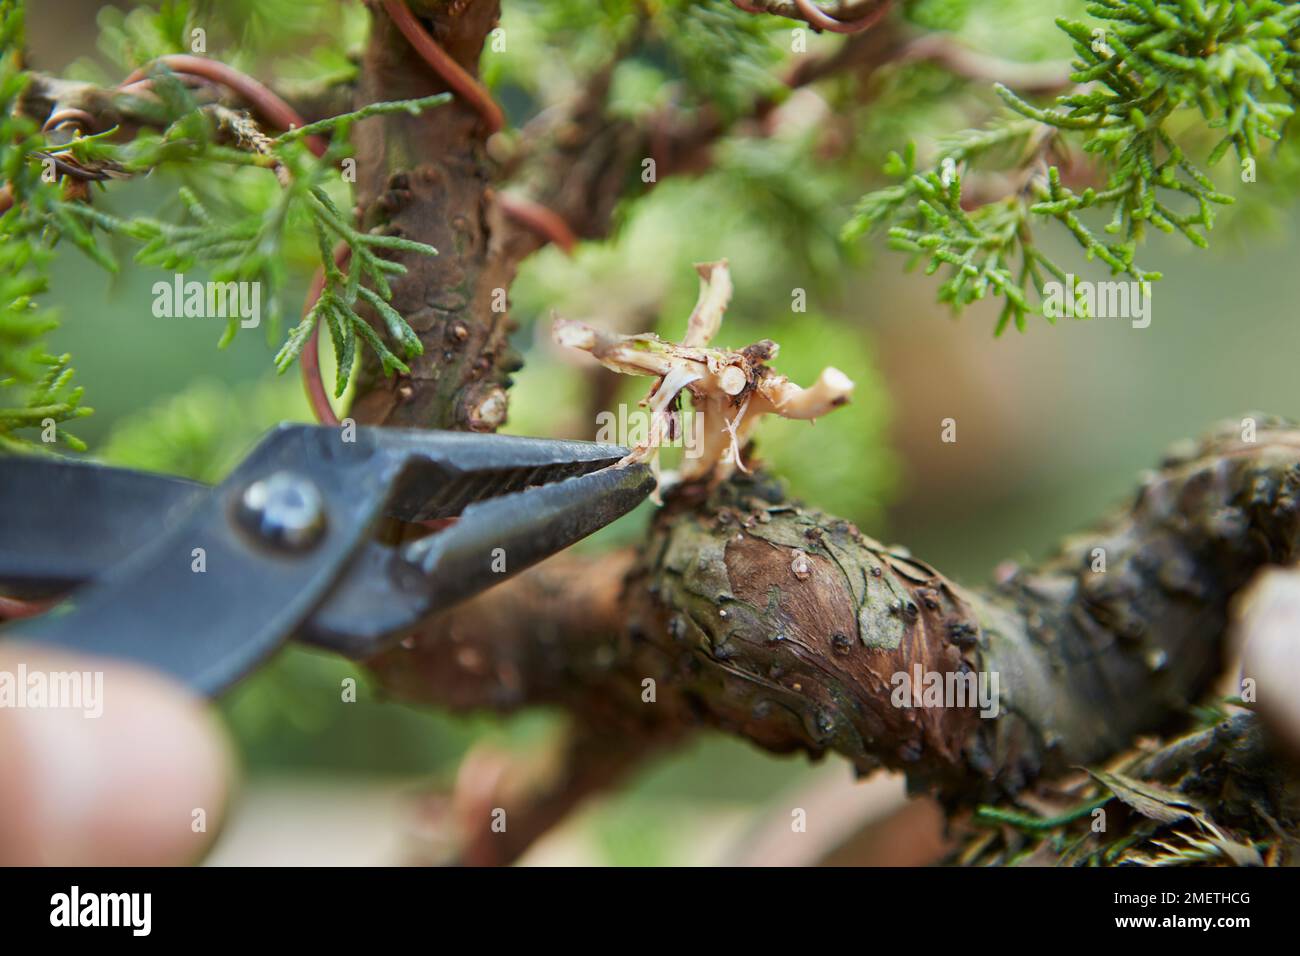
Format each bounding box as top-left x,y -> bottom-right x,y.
349,0 -> 520,431
618,422 -> 1300,806
367,421 -> 1300,862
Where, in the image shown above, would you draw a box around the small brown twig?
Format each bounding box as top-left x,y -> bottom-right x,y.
896,34 -> 1073,94
732,0 -> 892,34
0,595 -> 55,622
494,192 -> 577,255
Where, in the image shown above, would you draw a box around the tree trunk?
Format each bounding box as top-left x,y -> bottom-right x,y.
349,0 -> 519,431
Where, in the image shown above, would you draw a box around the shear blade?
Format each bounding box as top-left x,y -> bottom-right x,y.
0,425 -> 653,695
376,430 -> 629,522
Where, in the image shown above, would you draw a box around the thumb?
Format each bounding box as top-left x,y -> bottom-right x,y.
0,642 -> 233,865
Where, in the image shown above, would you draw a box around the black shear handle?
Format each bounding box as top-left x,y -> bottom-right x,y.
2,426 -> 391,695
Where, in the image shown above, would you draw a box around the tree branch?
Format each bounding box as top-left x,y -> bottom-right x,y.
374,420 -> 1300,811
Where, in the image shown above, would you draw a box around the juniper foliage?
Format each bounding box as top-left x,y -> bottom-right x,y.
0,1 -> 90,451
0,0 -> 447,451
843,0 -> 1300,333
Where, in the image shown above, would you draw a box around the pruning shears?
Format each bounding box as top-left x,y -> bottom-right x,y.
0,425 -> 654,696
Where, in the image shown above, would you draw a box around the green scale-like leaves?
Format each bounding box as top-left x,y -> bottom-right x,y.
1,0 -> 453,452
845,0 -> 1300,333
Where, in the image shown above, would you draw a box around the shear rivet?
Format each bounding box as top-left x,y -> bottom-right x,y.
238,471 -> 326,551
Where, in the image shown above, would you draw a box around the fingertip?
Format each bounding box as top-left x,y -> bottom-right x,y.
0,643 -> 234,865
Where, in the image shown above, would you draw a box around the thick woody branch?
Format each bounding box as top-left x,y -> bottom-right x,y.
626,421 -> 1300,803
345,3 -> 1272,859
373,419 -> 1300,810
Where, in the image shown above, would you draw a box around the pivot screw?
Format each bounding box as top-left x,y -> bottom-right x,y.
238,471 -> 326,551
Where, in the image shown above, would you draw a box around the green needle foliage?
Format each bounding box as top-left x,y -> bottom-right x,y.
0,0 -> 450,455
9,0 -> 1300,456
844,0 -> 1300,333
58,81 -> 449,395
653,0 -> 784,119
0,1 -> 91,452
277,184 -> 435,397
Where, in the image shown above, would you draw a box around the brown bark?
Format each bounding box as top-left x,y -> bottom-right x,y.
348,0 -> 520,431
620,423 -> 1300,804
952,711 -> 1300,866
425,723 -> 668,866
373,421 -> 1300,811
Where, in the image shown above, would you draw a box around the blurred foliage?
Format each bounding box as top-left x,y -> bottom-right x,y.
70,0 -> 369,82
846,0 -> 1300,332
650,0 -> 784,119
0,0 -> 91,452
485,0 -> 782,117
588,798 -> 682,867
221,645 -> 495,777
751,311 -> 894,521
3,0 -> 445,437
93,0 -> 191,67
63,79 -> 448,395
100,376 -> 309,481
905,0 -> 971,32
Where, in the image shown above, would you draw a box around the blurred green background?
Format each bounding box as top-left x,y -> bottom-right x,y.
19,0 -> 1300,863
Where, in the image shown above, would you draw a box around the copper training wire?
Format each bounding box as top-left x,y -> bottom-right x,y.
300,245 -> 351,426
119,54 -> 330,157
379,0 -> 505,134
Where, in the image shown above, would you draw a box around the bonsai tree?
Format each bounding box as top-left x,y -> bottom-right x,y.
3,0 -> 1300,866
